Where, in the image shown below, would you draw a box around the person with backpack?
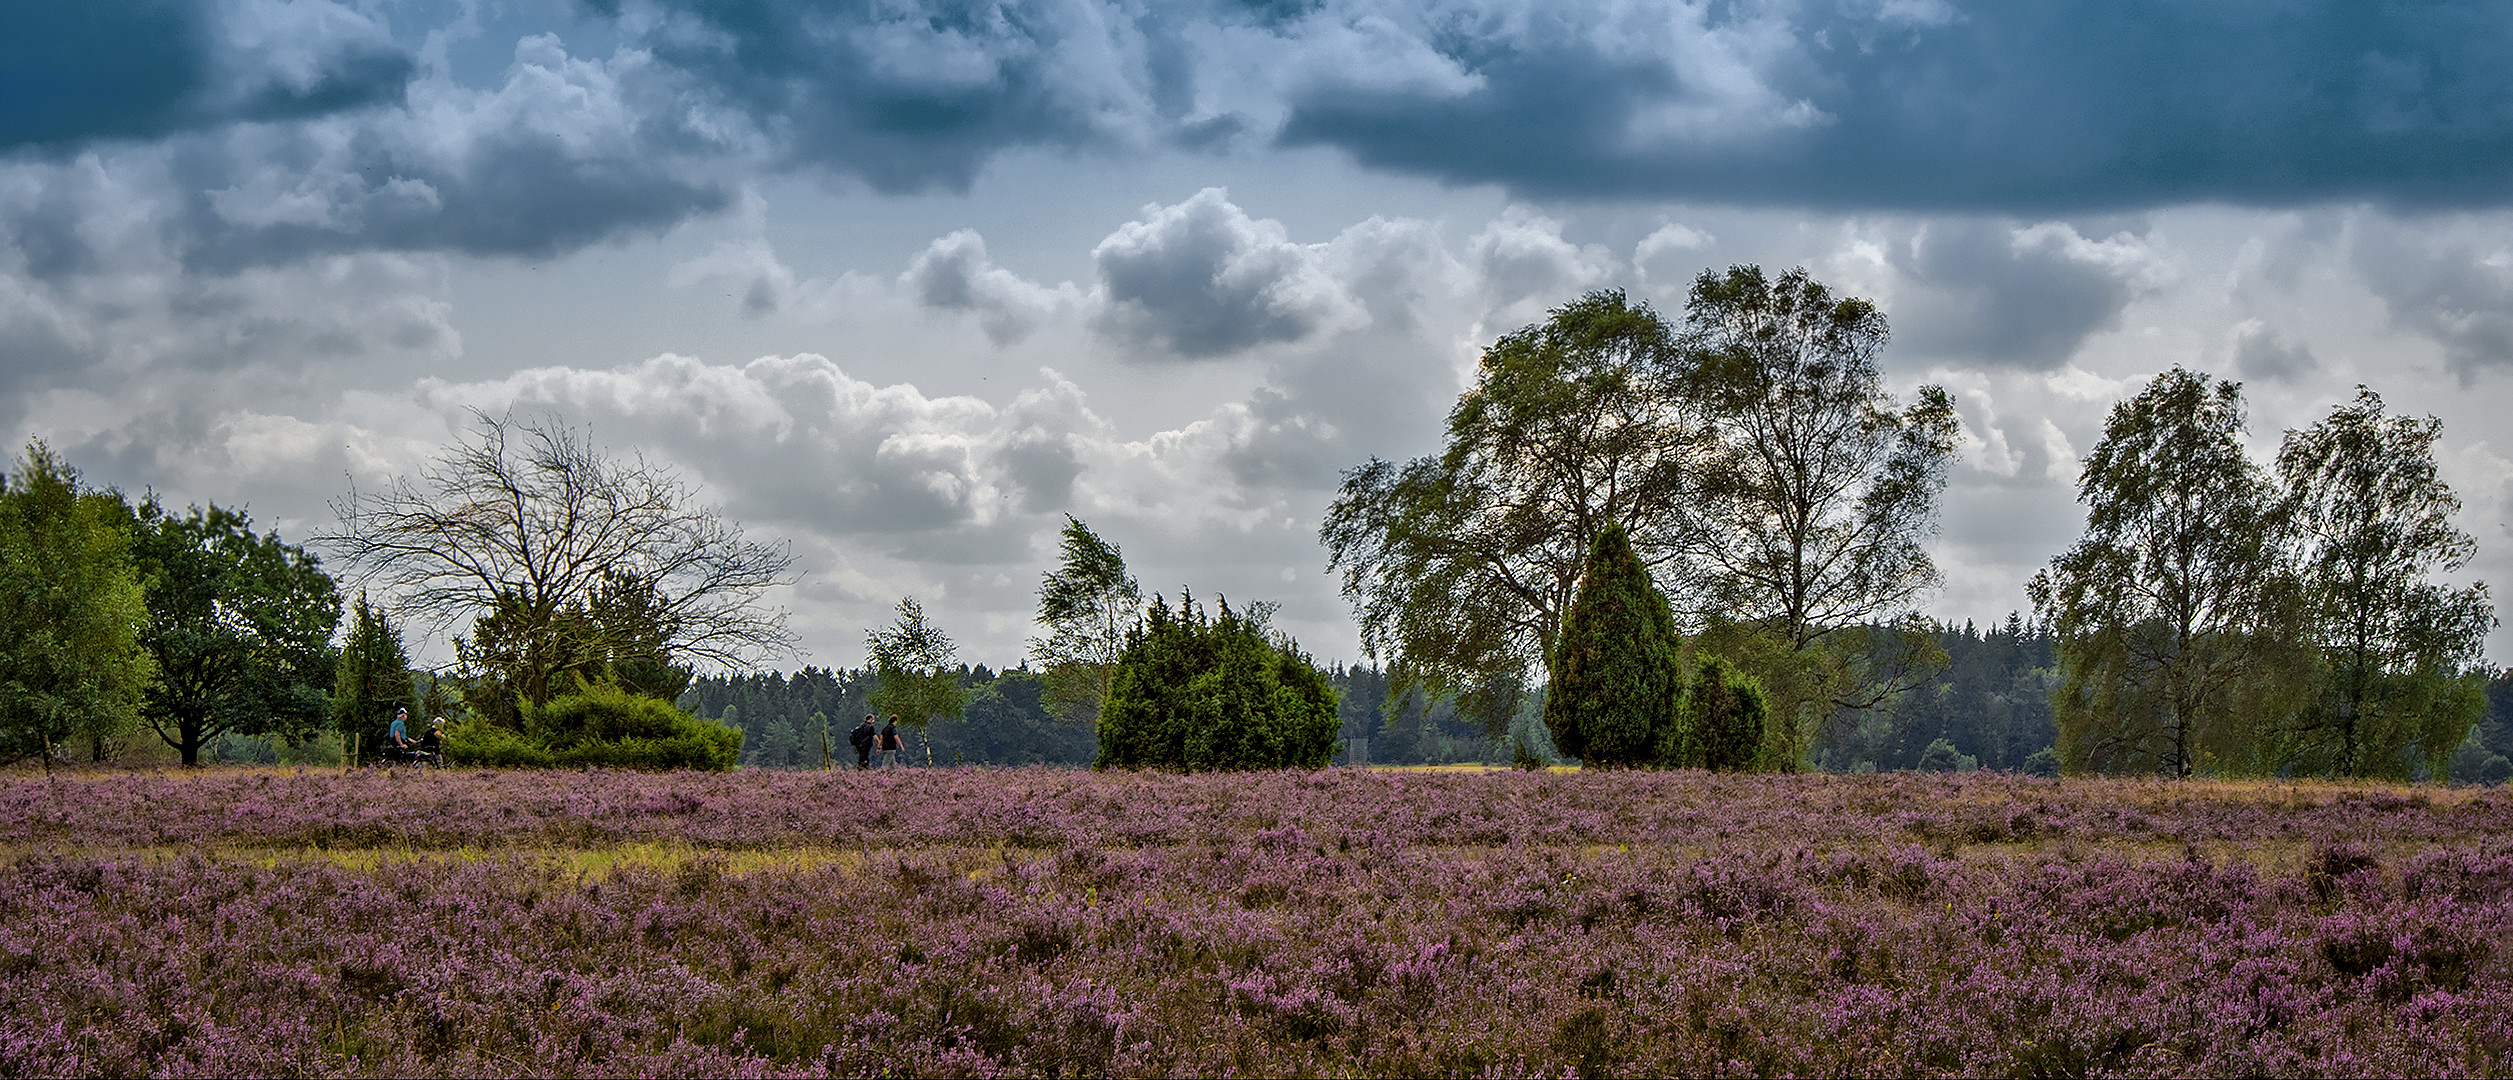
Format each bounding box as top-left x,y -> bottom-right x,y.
848,714 -> 877,770
878,715 -> 905,768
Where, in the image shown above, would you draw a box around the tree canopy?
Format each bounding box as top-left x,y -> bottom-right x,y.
1325,271 -> 1956,765
2272,388 -> 2493,777
2032,372 -> 2494,779
1029,516 -> 1141,725
129,500 -> 341,766
0,443 -> 153,769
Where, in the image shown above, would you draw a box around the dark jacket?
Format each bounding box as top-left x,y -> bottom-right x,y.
879,723 -> 902,751
848,721 -> 877,752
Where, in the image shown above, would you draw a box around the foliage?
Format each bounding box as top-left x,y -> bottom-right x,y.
2031,368 -> 2292,777
1682,266 -> 1960,766
1324,290 -> 1702,734
2034,374 -> 2497,780
1685,266 -> 1962,648
443,681 -> 740,770
1914,737 -> 1978,772
127,499 -> 340,766
1029,516 -> 1142,726
333,593 -> 418,762
1096,594 -> 1340,771
1819,614 -> 2058,773
10,769 -> 2513,1076
0,443 -> 152,769
2272,387 -> 2495,778
1325,274 -> 1956,749
867,598 -> 970,741
324,412 -> 793,712
1681,655 -> 1767,771
1543,523 -> 1684,767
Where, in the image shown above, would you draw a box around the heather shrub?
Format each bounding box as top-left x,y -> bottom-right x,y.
444,682 -> 740,770
1546,523 -> 1683,767
2,769 -> 2512,1077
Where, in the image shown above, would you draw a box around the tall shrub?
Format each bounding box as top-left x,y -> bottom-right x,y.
1095,595 -> 1338,771
1544,523 -> 1684,767
444,680 -> 740,770
1681,655 -> 1767,771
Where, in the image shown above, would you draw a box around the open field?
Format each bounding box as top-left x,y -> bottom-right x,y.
3,767 -> 2509,1077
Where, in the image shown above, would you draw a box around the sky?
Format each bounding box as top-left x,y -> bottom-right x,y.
4,0 -> 2512,671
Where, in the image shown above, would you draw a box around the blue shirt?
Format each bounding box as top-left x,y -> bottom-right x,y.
389,716 -> 408,743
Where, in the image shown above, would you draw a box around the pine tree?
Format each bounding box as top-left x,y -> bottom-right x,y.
1544,523 -> 1684,767
333,593 -> 417,762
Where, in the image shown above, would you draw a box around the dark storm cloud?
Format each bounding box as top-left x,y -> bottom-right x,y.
1889,221 -> 2145,370
0,1 -> 412,153
0,33 -> 737,285
628,0 -> 1190,194
2353,227 -> 2513,382
1274,0 -> 2513,211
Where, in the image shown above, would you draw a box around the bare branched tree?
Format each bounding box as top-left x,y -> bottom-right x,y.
322,412 -> 796,707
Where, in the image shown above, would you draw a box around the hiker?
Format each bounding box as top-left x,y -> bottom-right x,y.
879,715 -> 905,768
848,714 -> 878,770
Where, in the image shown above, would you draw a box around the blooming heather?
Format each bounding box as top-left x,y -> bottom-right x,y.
0,768 -> 2507,1076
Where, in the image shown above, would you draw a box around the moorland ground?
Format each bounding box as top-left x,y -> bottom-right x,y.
2,765 -> 2508,1077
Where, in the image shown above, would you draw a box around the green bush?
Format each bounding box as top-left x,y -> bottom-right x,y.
1096,595 -> 1339,771
1679,655 -> 1766,772
1544,523 -> 1684,768
443,682 -> 741,771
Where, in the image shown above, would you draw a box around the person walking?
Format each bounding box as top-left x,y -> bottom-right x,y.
879,715 -> 905,768
848,714 -> 877,770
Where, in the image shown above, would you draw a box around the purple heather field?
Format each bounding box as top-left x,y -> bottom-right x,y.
2,766 -> 2510,1077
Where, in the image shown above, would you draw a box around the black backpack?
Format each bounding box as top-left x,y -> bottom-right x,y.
849,723 -> 875,752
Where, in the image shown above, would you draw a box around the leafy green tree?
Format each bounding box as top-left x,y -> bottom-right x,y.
1029,516 -> 1141,725
2030,369 -> 2292,777
1683,265 -> 1960,767
1543,523 -> 1684,768
867,597 -> 969,760
1325,290 -> 1704,735
0,443 -> 153,769
2272,388 -> 2495,777
1325,274 -> 1956,767
334,593 -> 418,763
1683,655 -> 1767,771
1096,594 -> 1339,771
129,500 -> 341,766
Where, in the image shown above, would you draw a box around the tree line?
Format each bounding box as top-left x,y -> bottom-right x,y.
0,411 -> 797,771
1326,268 -> 1961,771
3,265 -> 2498,780
1323,266 -> 2499,779
2032,371 -> 2494,778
